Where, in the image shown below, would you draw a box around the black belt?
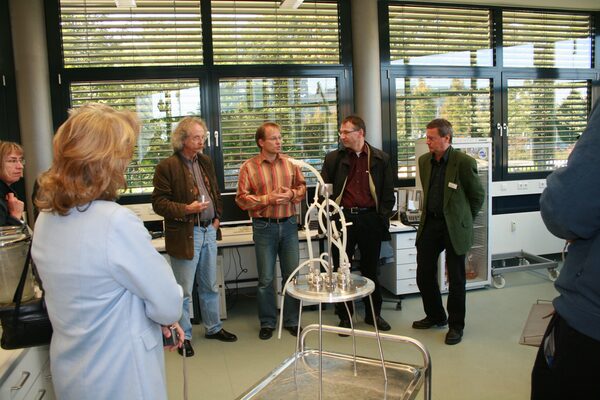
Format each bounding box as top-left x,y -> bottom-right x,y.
253,216 -> 292,224
343,207 -> 376,215
194,219 -> 213,228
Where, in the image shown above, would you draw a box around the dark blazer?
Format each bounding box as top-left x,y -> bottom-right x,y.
321,142 -> 395,240
152,152 -> 222,260
416,146 -> 485,255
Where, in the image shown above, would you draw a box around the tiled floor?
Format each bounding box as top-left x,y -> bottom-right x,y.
165,270 -> 558,400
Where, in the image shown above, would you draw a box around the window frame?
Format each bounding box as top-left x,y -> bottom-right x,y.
44,0 -> 354,203
0,0 -> 20,143
379,2 -> 600,188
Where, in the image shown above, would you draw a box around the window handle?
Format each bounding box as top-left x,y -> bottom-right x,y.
503,123 -> 508,136
214,131 -> 219,147
496,122 -> 503,137
207,130 -> 211,147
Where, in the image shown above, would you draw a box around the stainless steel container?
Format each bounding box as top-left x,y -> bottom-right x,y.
0,225 -> 34,305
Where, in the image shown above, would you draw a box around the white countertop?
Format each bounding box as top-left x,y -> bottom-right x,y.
151,227 -> 319,252
151,222 -> 414,253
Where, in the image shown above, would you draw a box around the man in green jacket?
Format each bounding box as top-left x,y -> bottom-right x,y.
412,118 -> 485,345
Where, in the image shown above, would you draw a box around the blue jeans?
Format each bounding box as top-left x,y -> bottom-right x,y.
170,225 -> 221,338
252,217 -> 300,328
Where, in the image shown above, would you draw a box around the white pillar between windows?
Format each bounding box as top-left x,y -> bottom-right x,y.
9,0 -> 54,223
350,0 -> 382,148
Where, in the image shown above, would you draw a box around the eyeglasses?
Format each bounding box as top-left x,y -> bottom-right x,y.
5,158 -> 25,166
338,129 -> 359,137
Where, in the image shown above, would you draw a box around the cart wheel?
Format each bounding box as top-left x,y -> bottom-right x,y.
548,268 -> 559,282
492,275 -> 506,289
396,301 -> 402,311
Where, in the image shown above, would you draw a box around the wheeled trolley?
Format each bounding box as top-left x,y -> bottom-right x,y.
491,251 -> 559,289
237,324 -> 431,400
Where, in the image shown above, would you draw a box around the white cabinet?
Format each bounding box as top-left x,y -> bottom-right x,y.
380,231 -> 419,295
0,346 -> 55,400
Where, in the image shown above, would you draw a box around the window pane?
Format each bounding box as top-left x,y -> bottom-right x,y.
507,79 -> 588,173
388,5 -> 492,67
60,0 -> 203,68
219,77 -> 339,190
211,1 -> 339,65
503,11 -> 591,68
70,79 -> 201,193
395,77 -> 491,179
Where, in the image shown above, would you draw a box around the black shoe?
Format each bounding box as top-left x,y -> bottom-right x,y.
412,317 -> 448,329
205,328 -> 238,342
284,326 -> 302,337
445,328 -> 463,345
365,316 -> 392,331
338,319 -> 352,337
177,339 -> 194,357
259,327 -> 274,340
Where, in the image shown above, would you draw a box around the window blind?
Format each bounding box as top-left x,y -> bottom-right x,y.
507,79 -> 588,173
70,79 -> 201,193
388,5 -> 492,67
503,11 -> 592,68
211,0 -> 339,65
60,0 -> 203,68
219,77 -> 339,189
395,77 -> 491,179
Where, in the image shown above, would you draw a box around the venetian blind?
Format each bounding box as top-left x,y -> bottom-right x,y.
211,0 -> 339,65
70,79 -> 201,193
388,5 -> 492,67
507,79 -> 588,174
219,77 -> 339,189
60,0 -> 203,68
503,11 -> 592,68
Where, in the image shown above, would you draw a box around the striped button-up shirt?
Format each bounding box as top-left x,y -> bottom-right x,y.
235,153 -> 306,219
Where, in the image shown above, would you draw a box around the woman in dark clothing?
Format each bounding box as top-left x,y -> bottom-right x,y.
0,141 -> 25,226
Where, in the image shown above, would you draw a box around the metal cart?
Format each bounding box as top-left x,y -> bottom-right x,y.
491,251 -> 559,289
237,324 -> 431,400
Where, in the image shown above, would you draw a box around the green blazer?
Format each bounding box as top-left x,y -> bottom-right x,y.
416,146 -> 485,255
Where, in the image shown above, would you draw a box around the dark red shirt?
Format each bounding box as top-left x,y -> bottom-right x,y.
341,144 -> 376,209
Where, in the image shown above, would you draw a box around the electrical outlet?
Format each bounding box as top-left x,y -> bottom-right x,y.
517,182 -> 528,190
539,181 -> 547,189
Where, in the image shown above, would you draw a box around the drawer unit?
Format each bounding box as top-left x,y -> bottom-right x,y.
395,248 -> 417,267
0,346 -> 54,400
394,233 -> 417,250
380,232 -> 420,296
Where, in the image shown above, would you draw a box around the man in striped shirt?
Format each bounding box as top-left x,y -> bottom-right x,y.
235,122 -> 307,340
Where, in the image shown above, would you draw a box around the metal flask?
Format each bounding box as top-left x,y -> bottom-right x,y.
0,224 -> 35,305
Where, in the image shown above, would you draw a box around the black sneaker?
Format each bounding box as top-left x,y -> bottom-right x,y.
412,317 -> 448,329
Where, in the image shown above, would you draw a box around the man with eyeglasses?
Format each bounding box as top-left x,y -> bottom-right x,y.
153,117 -> 238,358
236,122 -> 307,340
0,141 -> 26,226
412,118 -> 484,345
321,115 -> 395,333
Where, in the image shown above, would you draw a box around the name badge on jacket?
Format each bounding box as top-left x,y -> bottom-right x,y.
448,182 -> 458,190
